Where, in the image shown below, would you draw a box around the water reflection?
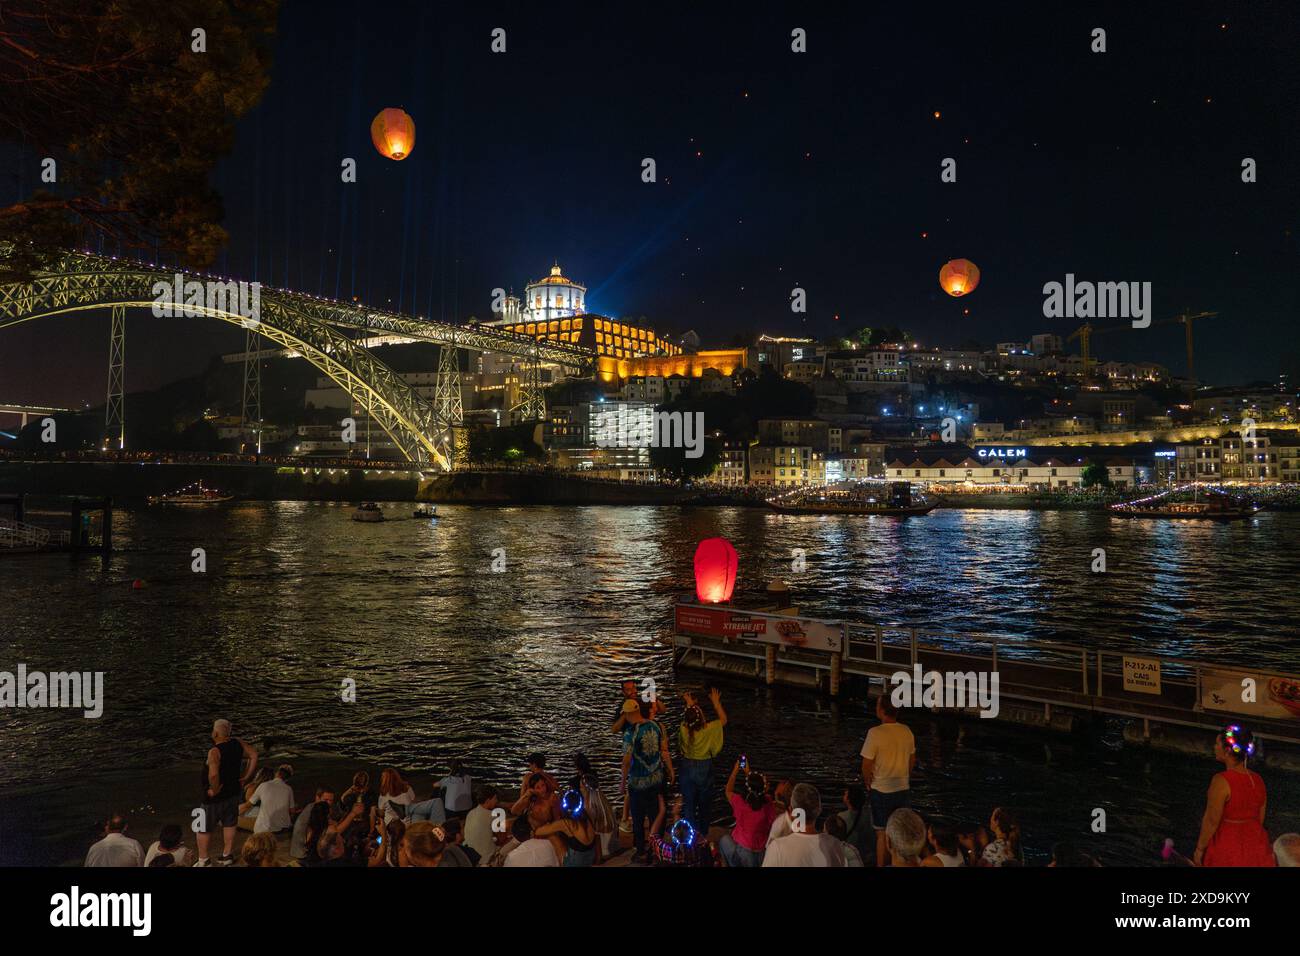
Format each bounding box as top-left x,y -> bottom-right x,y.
1,503 -> 1296,865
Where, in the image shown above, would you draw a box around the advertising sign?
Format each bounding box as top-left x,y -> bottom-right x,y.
1201,669 -> 1300,722
674,603 -> 844,653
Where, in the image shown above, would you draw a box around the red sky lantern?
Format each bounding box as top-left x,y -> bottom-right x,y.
371,108 -> 416,160
939,258 -> 980,297
694,537 -> 738,604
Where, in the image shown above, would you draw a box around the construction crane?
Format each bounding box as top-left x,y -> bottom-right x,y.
1068,311 -> 1218,385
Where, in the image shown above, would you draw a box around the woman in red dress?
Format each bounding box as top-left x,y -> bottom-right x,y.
1194,725 -> 1276,867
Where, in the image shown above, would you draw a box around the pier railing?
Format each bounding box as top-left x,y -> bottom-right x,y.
0,518 -> 71,551
674,606 -> 1300,746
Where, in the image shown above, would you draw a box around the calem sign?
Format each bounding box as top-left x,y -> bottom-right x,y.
976,447 -> 1028,459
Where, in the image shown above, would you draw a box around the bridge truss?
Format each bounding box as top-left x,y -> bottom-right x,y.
0,251 -> 593,469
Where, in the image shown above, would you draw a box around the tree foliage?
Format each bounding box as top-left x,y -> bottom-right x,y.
0,0 -> 278,279
1081,461 -> 1112,488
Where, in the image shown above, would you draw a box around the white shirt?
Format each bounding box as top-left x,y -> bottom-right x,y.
502,837 -> 559,867
439,774 -> 473,812
249,777 -> 295,832
85,832 -> 145,868
379,786 -> 415,825
768,811 -> 792,844
144,841 -> 193,867
861,722 -> 915,793
761,831 -> 846,867
463,804 -> 497,860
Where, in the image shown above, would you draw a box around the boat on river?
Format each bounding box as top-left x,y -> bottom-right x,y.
352,502 -> 385,522
1110,486 -> 1262,521
147,482 -> 233,506
766,482 -> 936,517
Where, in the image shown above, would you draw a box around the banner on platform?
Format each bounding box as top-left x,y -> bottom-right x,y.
674,603 -> 844,653
1200,668 -> 1300,722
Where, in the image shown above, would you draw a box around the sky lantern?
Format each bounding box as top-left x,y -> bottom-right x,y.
371,108 -> 416,160
694,537 -> 738,604
939,258 -> 980,297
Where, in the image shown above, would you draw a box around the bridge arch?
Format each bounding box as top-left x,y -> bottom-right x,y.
0,252 -> 449,468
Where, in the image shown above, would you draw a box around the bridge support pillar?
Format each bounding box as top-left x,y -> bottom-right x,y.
105,305 -> 126,450
435,344 -> 463,465
241,328 -> 262,454
518,350 -> 545,423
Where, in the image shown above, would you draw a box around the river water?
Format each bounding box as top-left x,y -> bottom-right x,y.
2,502 -> 1297,865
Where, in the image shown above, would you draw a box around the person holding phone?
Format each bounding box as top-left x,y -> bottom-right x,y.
718,759 -> 777,867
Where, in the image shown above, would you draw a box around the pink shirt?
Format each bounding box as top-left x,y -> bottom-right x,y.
729,794 -> 778,851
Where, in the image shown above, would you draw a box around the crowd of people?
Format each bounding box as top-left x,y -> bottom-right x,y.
82,700 -> 1299,869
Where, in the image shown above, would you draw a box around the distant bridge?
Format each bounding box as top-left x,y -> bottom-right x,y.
0,404 -> 71,428
0,251 -> 595,470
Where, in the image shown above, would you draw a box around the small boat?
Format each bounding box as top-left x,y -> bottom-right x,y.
352,502 -> 385,522
768,500 -> 937,517
767,481 -> 935,517
148,482 -> 233,506
413,506 -> 438,519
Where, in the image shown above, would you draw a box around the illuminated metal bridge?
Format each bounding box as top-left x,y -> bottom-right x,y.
0,251 -> 593,470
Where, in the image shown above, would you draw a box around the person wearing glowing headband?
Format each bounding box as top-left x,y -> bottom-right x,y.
1193,725 -> 1276,867
534,788 -> 599,866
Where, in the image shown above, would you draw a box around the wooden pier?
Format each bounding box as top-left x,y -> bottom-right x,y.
670,601 -> 1300,753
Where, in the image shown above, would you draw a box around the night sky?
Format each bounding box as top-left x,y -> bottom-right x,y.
3,0 -> 1298,408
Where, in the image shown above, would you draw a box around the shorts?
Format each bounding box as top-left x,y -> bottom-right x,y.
868,788 -> 910,830
201,795 -> 240,833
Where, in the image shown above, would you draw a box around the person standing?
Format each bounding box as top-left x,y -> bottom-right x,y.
622,697 -> 675,863
860,693 -> 916,867
85,814 -> 145,867
677,687 -> 727,835
196,718 -> 258,867
1194,725 -> 1276,867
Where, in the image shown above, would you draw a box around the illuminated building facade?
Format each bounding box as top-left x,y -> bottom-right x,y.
485,263 -> 684,384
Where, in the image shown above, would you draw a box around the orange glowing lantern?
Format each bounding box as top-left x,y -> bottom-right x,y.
939,258 -> 980,297
371,108 -> 416,160
693,537 -> 738,604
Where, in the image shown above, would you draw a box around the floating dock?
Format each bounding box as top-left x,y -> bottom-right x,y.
670,601 -> 1300,764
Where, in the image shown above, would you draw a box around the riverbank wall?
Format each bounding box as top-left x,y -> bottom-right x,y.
0,460 -> 423,502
